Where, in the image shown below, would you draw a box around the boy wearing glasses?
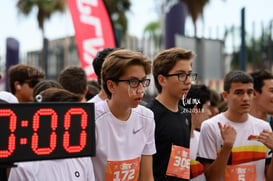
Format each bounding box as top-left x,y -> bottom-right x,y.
147,47 -> 196,181
8,64 -> 45,102
183,84 -> 211,181
91,49 -> 156,181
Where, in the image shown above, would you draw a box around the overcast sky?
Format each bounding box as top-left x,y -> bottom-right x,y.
0,0 -> 272,55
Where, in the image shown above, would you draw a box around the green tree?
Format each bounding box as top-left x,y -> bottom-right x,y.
231,30 -> 272,71
105,0 -> 131,37
17,0 -> 66,71
17,0 -> 66,39
181,0 -> 210,37
143,21 -> 161,48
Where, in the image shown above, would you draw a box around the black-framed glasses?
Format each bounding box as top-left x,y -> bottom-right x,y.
163,72 -> 197,82
114,78 -> 150,88
24,79 -> 40,88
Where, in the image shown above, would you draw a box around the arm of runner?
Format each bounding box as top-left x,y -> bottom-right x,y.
258,129 -> 273,180
265,159 -> 273,181
258,129 -> 273,150
203,122 -> 236,181
139,155 -> 154,181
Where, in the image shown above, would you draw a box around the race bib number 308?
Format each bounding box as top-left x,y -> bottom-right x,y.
166,145 -> 190,179
105,157 -> 140,181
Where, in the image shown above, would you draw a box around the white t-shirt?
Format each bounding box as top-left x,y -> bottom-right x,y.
91,100 -> 156,181
190,131 -> 206,181
87,94 -> 103,103
190,131 -> 200,161
0,91 -> 18,103
198,113 -> 272,181
8,157 -> 95,181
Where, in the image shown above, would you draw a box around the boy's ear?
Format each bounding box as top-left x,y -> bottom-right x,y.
222,91 -> 228,102
107,80 -> 116,94
15,81 -> 21,90
253,90 -> 257,97
158,74 -> 166,86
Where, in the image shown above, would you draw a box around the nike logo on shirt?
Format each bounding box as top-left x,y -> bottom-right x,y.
133,127 -> 143,134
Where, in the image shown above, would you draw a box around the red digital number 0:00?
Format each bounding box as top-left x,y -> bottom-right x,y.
0,108 -> 88,158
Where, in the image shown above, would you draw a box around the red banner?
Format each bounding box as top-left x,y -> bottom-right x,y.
67,0 -> 116,79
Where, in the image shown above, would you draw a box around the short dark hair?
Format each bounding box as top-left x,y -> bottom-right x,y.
85,80 -> 100,100
93,48 -> 119,86
210,89 -> 221,107
184,84 -> 211,109
250,69 -> 273,93
58,66 -> 87,95
39,88 -> 82,102
224,70 -> 253,92
33,80 -> 63,100
8,64 -> 45,94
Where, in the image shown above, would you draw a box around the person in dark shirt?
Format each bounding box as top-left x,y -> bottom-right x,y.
146,47 -> 196,181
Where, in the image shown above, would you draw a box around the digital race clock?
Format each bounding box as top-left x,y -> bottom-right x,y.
0,102 -> 95,164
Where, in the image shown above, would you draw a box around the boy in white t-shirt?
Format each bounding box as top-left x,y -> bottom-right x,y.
91,49 -> 156,181
197,70 -> 273,181
183,84 -> 212,181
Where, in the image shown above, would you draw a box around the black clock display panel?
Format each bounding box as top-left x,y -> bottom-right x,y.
0,103 -> 95,164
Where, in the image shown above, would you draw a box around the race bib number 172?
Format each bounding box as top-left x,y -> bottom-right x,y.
105,157 -> 140,181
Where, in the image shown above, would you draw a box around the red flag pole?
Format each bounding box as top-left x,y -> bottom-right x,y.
67,0 -> 116,79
